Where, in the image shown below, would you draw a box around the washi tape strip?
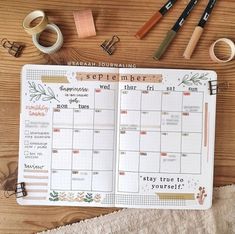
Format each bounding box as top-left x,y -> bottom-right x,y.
209,38 -> 235,63
73,9 -> 96,39
41,76 -> 69,83
156,193 -> 195,200
23,10 -> 48,35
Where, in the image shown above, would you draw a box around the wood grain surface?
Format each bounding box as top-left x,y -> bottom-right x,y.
0,0 -> 235,233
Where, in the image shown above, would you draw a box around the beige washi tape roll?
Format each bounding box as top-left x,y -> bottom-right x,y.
32,23 -> 63,54
209,38 -> 235,63
23,10 -> 48,35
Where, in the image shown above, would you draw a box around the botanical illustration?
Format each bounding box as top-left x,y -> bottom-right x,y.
28,81 -> 59,102
178,73 -> 209,86
196,186 -> 207,205
49,191 -> 102,203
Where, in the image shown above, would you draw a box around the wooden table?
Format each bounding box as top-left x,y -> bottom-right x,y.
0,0 -> 235,233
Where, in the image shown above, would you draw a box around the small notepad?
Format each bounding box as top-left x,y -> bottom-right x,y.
18,65 -> 217,209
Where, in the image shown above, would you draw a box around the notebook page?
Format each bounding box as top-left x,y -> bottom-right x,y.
17,65 -> 119,207
115,68 -> 217,209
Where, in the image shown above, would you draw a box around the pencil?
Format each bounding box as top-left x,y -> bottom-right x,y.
153,0 -> 199,60
183,0 -> 217,59
135,0 -> 178,39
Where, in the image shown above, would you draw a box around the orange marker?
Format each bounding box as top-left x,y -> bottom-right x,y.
135,0 -> 178,39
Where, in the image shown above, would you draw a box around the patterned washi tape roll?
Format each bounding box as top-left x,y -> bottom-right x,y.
32,23 -> 63,54
73,9 -> 96,38
209,38 -> 235,63
23,10 -> 49,35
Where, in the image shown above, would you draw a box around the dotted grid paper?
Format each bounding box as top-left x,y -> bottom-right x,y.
102,194 -> 186,206
118,90 -> 204,193
26,69 -> 67,81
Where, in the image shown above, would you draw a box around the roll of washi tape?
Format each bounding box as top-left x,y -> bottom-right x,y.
73,9 -> 96,39
209,38 -> 235,63
23,10 -> 48,35
32,23 -> 63,54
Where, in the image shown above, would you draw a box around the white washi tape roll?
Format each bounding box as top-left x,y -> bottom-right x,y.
209,38 -> 235,63
23,10 -> 48,35
32,23 -> 63,54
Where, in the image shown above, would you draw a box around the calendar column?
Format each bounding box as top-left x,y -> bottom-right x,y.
139,90 -> 161,173
51,108 -> 73,190
160,91 -> 183,173
181,92 -> 203,174
92,88 -> 115,192
72,108 -> 94,191
118,90 -> 141,193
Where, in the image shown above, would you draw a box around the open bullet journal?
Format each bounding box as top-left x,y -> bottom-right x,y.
18,64 -> 217,209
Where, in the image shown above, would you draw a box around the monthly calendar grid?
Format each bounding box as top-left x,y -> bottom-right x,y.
118,89 -> 204,193
50,89 -> 115,193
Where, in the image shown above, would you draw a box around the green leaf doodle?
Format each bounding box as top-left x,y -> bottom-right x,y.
84,193 -> 93,203
178,73 -> 209,87
49,191 -> 59,201
48,191 -> 101,203
28,81 -> 59,102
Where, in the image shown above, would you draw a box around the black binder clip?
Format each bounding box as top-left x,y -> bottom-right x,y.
100,35 -> 120,55
4,182 -> 27,198
1,38 -> 24,57
209,80 -> 230,95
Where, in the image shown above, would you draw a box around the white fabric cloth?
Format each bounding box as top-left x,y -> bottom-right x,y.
39,185 -> 235,234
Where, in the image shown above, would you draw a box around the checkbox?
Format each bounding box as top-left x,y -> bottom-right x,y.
24,151 -> 29,156
25,120 -> 30,125
24,130 -> 29,135
24,140 -> 29,145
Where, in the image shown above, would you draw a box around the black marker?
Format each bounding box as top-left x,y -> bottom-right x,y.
198,0 -> 217,28
184,0 -> 217,59
154,0 -> 199,60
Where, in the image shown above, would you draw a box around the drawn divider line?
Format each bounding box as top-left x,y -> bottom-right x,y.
120,125 -> 161,129
207,112 -> 210,163
23,169 -> 49,173
204,103 -> 208,147
23,175 -> 48,179
25,182 -> 48,186
75,126 -> 115,129
26,189 -> 48,193
53,124 -> 115,127
22,196 -> 47,200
